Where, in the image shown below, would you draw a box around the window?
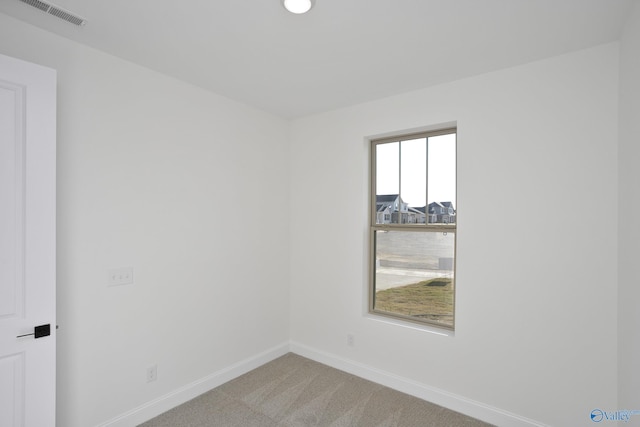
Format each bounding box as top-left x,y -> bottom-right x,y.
370,128 -> 456,329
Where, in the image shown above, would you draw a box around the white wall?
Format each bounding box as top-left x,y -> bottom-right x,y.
289,43 -> 620,426
0,13 -> 291,427
618,0 -> 640,411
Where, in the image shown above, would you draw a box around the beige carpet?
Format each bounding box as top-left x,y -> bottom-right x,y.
139,353 -> 493,427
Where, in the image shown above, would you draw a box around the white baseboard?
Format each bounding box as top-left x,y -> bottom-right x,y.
289,341 -> 548,427
97,341 -> 545,427
97,342 -> 290,427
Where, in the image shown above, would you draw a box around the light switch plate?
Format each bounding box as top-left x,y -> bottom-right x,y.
108,267 -> 134,286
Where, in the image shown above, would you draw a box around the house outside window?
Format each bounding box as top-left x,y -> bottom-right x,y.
370,128 -> 456,329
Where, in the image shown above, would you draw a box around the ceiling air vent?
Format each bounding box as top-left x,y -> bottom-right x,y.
18,0 -> 86,26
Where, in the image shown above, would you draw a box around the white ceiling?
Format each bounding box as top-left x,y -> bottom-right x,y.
0,0 -> 634,118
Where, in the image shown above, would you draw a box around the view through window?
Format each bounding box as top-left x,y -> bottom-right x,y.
370,128 -> 456,329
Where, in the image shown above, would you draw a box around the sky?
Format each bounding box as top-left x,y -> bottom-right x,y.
376,133 -> 456,209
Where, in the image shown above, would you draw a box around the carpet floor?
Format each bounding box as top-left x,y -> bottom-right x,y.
139,353 -> 493,427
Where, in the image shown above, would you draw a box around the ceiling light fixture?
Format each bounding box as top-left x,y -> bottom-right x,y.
283,0 -> 315,14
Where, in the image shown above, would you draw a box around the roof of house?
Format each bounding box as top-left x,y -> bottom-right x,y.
376,194 -> 399,203
428,201 -> 455,209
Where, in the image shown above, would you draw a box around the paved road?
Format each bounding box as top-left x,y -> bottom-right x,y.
375,267 -> 453,290
375,231 -> 455,290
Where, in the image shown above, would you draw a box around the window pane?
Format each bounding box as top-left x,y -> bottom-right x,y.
427,133 -> 456,224
375,142 -> 399,224
400,138 -> 426,224
374,230 -> 455,328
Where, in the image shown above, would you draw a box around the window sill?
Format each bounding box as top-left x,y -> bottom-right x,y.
365,312 -> 455,337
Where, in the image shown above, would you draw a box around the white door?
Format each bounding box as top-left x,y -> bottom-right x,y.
0,53 -> 56,427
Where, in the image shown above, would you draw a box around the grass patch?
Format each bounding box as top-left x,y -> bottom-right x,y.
375,278 -> 453,325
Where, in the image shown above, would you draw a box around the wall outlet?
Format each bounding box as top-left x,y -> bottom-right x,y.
146,364 -> 157,383
347,334 -> 355,347
108,267 -> 134,286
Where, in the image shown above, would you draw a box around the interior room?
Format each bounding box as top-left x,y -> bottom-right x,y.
0,0 -> 638,425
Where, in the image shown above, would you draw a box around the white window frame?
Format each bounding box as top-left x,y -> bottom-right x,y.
369,127 -> 457,330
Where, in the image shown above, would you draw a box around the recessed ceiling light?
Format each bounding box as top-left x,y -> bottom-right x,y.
283,0 -> 315,14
